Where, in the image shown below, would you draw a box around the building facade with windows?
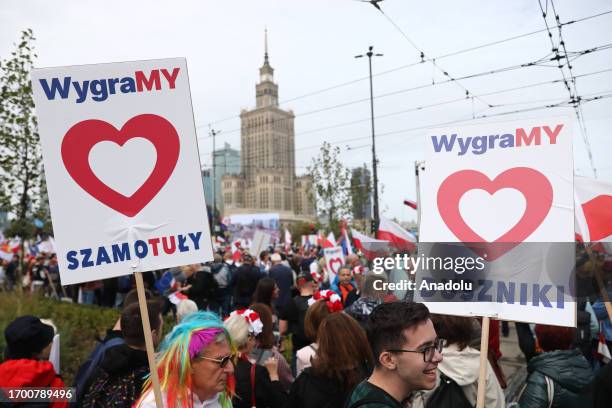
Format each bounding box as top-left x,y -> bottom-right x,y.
221,35 -> 315,223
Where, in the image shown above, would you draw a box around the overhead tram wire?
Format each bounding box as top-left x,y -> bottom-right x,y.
375,6 -> 492,108
196,46 -> 612,141
197,9 -> 612,129
549,0 -> 597,178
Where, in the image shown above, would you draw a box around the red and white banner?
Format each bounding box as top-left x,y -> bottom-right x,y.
575,176 -> 612,243
377,216 -> 416,252
351,229 -> 391,260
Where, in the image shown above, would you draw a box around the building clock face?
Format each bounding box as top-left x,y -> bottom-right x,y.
262,73 -> 273,82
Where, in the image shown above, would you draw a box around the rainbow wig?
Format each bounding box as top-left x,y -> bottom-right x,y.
137,311 -> 235,408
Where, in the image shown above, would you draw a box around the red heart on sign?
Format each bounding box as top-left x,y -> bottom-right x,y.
437,167 -> 553,260
61,114 -> 180,217
328,258 -> 344,275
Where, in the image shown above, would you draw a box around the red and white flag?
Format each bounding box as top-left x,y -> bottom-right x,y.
168,291 -> 188,305
321,232 -> 336,249
575,177 -> 612,243
597,323 -> 611,363
351,229 -> 391,260
376,216 -> 417,252
403,199 -> 418,210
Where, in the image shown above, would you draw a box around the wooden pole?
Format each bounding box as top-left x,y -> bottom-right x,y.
135,272 -> 164,408
476,316 -> 491,408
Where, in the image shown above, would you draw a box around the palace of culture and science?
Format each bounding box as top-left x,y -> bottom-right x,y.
221,35 -> 316,223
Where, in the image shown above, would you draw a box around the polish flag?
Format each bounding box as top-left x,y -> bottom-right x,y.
575,177 -> 612,242
321,232 -> 336,248
351,229 -> 391,260
231,240 -> 242,261
403,199 -> 418,210
169,291 -> 188,305
376,216 -> 417,252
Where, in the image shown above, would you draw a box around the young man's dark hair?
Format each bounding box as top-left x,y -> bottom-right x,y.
82,300 -> 164,408
366,301 -> 430,366
346,302 -> 441,408
120,301 -> 163,346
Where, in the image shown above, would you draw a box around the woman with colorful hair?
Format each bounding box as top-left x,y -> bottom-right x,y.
134,311 -> 235,408
224,309 -> 287,408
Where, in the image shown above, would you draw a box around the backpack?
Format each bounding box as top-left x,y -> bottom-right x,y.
425,372 -> 473,408
74,336 -> 125,403
81,365 -> 148,408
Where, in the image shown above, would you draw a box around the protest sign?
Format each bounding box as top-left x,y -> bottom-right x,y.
32,58 -> 213,286
417,116 -> 575,327
323,246 -> 345,284
251,230 -> 272,258
225,213 -> 280,242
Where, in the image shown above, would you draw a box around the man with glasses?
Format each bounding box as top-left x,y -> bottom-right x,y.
346,302 -> 443,408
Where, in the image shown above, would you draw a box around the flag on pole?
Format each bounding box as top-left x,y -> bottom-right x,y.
320,232 -> 336,249
403,199 -> 418,210
575,177 -> 612,242
376,216 -> 417,252
340,223 -> 354,255
351,229 -> 391,260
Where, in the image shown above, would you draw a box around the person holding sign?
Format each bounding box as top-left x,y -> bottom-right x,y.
134,311 -> 234,408
346,302 -> 442,408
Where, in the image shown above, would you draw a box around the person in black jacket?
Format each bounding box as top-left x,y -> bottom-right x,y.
82,300 -> 164,408
286,312 -> 373,408
231,254 -> 262,308
224,309 -> 286,408
183,264 -> 218,310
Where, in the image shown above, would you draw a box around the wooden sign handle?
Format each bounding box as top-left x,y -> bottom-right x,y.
135,271 -> 164,408
476,316 -> 490,408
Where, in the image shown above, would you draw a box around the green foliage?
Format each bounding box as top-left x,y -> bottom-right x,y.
0,29 -> 47,237
307,141 -> 352,227
0,293 -> 120,385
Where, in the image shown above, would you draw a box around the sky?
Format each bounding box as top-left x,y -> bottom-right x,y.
1,0 -> 611,223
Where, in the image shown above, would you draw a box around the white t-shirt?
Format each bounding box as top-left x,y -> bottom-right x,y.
136,390 -> 224,408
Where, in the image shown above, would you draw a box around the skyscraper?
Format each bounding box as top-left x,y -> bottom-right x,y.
222,31 -> 315,222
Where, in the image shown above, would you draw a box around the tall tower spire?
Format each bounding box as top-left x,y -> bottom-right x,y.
256,27 -> 278,107
264,27 -> 269,63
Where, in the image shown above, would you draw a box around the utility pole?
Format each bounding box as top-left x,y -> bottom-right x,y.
355,46 -> 383,233
209,126 -> 221,235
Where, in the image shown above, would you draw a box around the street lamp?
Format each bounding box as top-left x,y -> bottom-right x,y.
209,126 -> 221,235
355,46 -> 383,233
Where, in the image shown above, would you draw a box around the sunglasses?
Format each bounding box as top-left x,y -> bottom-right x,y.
195,353 -> 235,368
387,338 -> 444,363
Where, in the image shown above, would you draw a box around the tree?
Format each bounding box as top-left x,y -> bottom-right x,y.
307,141 -> 352,227
0,29 -> 46,288
350,163 -> 372,220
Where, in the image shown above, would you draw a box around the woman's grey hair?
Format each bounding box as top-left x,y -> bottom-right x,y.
176,299 -> 198,322
360,273 -> 388,299
223,313 -> 250,349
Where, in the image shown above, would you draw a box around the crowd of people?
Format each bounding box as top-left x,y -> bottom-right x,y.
0,242 -> 611,407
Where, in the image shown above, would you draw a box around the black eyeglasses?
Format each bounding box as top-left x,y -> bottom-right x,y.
387,338 -> 444,362
195,353 -> 235,368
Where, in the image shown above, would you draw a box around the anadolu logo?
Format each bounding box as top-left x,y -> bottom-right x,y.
431,124 -> 564,156
38,67 -> 180,103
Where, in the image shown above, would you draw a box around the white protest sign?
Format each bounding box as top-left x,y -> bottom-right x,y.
32,58 -> 213,285
323,246 -> 345,284
251,230 -> 272,257
417,116 -> 575,326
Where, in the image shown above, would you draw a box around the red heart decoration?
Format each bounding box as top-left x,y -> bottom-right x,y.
61,114 -> 180,217
437,167 -> 553,260
328,258 -> 344,274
